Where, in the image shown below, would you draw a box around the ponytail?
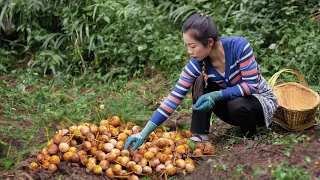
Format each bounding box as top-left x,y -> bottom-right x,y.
192,60 -> 208,104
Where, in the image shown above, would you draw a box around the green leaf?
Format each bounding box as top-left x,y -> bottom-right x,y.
283,150 -> 290,157
0,158 -> 14,171
187,141 -> 195,152
89,35 -> 96,52
268,43 -> 277,49
141,177 -> 152,180
0,5 -> 8,30
85,23 -> 90,38
137,44 -> 147,51
305,156 -> 311,163
127,56 -> 135,63
93,5 -> 98,20
103,16 -> 110,23
228,138 -> 236,145
291,137 -> 298,143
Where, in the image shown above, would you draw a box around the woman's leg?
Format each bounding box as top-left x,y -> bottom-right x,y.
213,96 -> 265,137
190,78 -> 221,134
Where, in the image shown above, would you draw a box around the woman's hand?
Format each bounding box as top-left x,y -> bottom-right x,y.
124,121 -> 158,151
192,91 -> 223,111
124,133 -> 146,151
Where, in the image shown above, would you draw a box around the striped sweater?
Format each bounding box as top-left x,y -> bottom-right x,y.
150,36 -> 261,126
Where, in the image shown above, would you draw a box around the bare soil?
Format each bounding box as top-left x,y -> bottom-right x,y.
0,114 -> 319,180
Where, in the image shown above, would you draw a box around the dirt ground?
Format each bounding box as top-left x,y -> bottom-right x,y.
0,112 -> 319,180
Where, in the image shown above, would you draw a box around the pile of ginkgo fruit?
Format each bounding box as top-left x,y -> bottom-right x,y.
29,116 -> 216,180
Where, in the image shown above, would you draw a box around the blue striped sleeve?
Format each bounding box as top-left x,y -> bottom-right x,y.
150,58 -> 202,125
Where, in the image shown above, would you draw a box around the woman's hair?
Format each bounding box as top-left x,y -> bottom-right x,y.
182,13 -> 219,46
183,13 -> 219,103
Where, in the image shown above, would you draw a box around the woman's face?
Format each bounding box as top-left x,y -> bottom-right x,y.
183,32 -> 213,61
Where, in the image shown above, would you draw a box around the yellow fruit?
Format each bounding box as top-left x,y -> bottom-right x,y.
29,162 -> 39,171
49,155 -> 60,165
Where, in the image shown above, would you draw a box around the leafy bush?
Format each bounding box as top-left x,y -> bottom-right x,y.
0,0 -> 183,81
0,48 -> 17,72
0,0 -> 320,89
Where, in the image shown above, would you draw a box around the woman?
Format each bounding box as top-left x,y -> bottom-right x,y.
124,13 -> 278,150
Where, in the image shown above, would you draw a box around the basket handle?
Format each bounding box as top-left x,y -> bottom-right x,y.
268,69 -> 308,88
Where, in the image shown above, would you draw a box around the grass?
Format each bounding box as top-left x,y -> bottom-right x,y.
0,71 -> 169,170
0,70 -> 319,179
0,70 -> 194,170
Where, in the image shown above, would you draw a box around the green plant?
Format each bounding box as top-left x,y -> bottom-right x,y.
272,134 -> 306,147
0,0 -> 188,81
283,148 -> 290,157
28,50 -> 66,75
270,162 -> 313,180
0,48 -> 17,73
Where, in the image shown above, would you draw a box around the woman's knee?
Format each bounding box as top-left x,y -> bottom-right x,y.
226,96 -> 265,127
226,97 -> 250,118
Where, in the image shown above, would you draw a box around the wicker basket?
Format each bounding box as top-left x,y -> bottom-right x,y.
268,69 -> 320,131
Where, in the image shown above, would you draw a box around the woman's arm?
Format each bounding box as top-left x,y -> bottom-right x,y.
150,58 -> 202,125
221,38 -> 260,99
125,58 -> 202,150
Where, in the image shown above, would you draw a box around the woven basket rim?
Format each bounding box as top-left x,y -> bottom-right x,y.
274,82 -> 320,111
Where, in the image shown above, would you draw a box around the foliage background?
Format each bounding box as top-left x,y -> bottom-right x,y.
0,1 -> 320,178
1,0 -> 320,90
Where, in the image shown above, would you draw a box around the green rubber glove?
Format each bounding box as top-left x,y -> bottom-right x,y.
124,121 -> 158,151
192,91 -> 223,111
